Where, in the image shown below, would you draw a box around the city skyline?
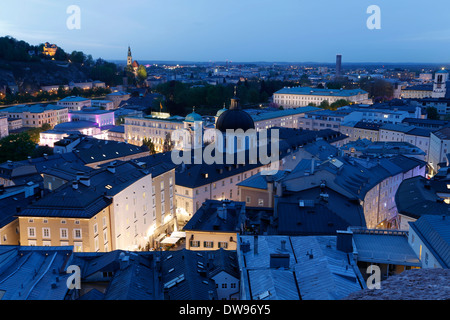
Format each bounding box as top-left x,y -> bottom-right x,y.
2,0 -> 450,63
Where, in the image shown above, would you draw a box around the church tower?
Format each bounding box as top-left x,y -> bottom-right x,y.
432,68 -> 448,98
127,46 -> 133,67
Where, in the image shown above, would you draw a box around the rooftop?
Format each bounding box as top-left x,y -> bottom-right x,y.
409,215 -> 450,268
351,228 -> 421,267
275,86 -> 367,97
395,176 -> 450,219
238,235 -> 364,300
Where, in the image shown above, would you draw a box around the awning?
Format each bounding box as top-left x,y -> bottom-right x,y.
161,237 -> 181,245
155,233 -> 167,242
170,231 -> 186,238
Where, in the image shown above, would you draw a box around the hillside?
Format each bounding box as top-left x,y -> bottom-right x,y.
0,36 -> 123,93
0,59 -> 92,92
344,268 -> 450,300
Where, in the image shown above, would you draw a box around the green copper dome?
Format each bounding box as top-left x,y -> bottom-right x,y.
185,108 -> 202,122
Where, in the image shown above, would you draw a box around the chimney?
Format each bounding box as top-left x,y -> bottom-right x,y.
240,241 -> 251,253
119,253 -> 130,270
336,230 -> 354,253
266,175 -> 274,208
79,176 -> 91,187
217,203 -> 227,221
43,153 -> 48,160
311,158 -> 315,175
107,164 -> 116,174
254,235 -> 258,255
28,156 -> 32,164
76,172 -> 84,181
280,240 -> 286,251
72,181 -> 79,190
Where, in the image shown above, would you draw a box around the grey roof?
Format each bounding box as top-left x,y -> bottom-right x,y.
183,200 -> 245,233
409,215 -> 450,268
73,138 -> 148,164
128,153 -> 177,178
274,186 -> 366,236
275,86 -> 367,97
160,249 -> 218,300
290,236 -> 363,300
0,246 -> 73,300
53,121 -> 98,131
0,191 -> 33,228
238,235 -> 364,300
250,106 -> 320,122
19,161 -> 148,218
103,253 -> 155,300
237,170 -> 289,190
321,155 -> 425,201
395,176 -> 450,219
353,121 -> 382,131
351,228 -> 421,267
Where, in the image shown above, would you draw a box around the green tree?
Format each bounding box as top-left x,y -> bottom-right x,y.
329,99 -> 350,110
54,47 -> 68,61
320,100 -> 330,109
142,138 -> 156,155
69,50 -> 85,64
0,133 -> 36,163
426,106 -> 439,120
137,65 -> 148,83
299,74 -> 311,86
162,133 -> 174,153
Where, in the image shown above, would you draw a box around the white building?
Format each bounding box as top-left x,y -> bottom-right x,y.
57,96 -> 92,111
428,127 -> 450,176
91,100 -> 115,110
432,69 -> 448,98
273,86 -> 371,109
0,115 -> 8,138
68,108 -> 115,128
408,215 -> 450,269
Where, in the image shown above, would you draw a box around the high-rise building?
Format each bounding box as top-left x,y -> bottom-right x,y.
336,54 -> 342,78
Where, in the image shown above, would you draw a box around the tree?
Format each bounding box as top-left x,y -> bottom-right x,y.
299,74 -> 311,86
54,47 -> 68,61
320,100 -> 330,109
426,106 -> 439,120
329,99 -> 350,110
142,138 -> 156,155
359,78 -> 394,102
69,50 -> 85,64
0,133 -> 36,163
137,65 -> 148,83
162,133 -> 174,153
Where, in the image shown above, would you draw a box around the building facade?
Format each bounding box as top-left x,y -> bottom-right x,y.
273,87 -> 371,109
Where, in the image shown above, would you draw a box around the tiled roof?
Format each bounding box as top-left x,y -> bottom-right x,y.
409,215 -> 450,268
275,87 -> 367,97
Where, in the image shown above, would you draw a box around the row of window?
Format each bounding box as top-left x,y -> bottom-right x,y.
28,227 -> 82,239
190,241 -> 229,249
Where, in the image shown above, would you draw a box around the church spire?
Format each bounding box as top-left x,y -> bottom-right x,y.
230,86 -> 240,110
127,46 -> 132,66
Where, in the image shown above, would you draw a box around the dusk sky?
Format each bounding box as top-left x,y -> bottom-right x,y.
1,0 -> 450,63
